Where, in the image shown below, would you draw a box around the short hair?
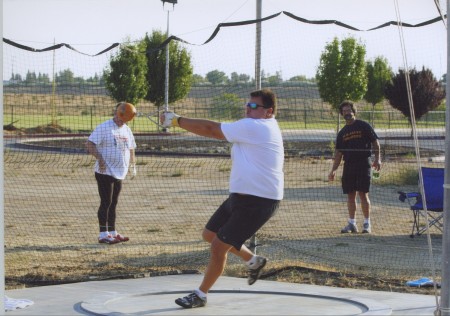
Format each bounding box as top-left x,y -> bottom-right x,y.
339,100 -> 357,115
250,88 -> 277,115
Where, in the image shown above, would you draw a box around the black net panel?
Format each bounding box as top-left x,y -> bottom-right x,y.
2,11 -> 446,287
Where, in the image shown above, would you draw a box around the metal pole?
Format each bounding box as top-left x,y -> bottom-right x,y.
250,0 -> 262,254
439,0 -> 450,314
164,10 -> 170,112
255,0 -> 262,90
0,0 -> 5,311
51,38 -> 57,126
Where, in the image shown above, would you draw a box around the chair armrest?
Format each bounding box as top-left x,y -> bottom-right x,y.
398,191 -> 420,202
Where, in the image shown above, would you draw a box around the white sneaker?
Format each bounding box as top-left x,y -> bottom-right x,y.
362,223 -> 372,234
341,223 -> 358,233
247,256 -> 267,285
98,234 -> 119,244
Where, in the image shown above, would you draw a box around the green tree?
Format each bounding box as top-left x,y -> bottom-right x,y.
316,37 -> 367,111
55,69 -> 76,86
206,70 -> 228,85
364,56 -> 392,125
24,71 -> 37,85
86,73 -> 101,84
289,75 -> 307,81
74,76 -> 86,85
10,73 -> 22,83
267,71 -> 283,86
210,93 -> 243,120
365,57 -> 392,106
230,72 -> 251,86
192,74 -> 207,86
238,73 -> 251,83
384,67 -> 445,128
230,72 -> 240,85
37,73 -> 51,85
142,30 -> 193,107
103,43 -> 148,105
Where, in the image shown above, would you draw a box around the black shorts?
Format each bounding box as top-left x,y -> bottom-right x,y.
205,193 -> 280,251
342,159 -> 371,194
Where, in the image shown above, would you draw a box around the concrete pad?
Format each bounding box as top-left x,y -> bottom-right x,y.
5,274 -> 438,315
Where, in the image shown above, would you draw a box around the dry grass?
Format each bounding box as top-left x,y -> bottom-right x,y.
223,261 -> 440,296
3,135 -> 444,294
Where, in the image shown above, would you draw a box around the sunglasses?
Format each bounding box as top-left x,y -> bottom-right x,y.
246,102 -> 271,110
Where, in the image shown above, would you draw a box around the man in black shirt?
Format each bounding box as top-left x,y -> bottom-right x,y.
328,101 -> 381,234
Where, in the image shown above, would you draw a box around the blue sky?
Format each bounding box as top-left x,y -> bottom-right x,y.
2,0 -> 448,80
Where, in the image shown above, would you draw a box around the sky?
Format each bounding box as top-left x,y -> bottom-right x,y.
2,0 -> 448,80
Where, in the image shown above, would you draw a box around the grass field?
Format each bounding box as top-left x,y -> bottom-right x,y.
3,92 -> 446,133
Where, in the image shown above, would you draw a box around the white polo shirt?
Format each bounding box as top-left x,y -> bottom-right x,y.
221,117 -> 284,200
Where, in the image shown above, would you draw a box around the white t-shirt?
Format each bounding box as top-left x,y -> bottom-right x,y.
221,117 -> 284,200
88,119 -> 136,180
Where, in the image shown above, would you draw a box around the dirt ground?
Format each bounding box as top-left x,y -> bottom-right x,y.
3,132 -> 445,296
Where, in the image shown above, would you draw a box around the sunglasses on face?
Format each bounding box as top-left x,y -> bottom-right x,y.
246,102 -> 270,110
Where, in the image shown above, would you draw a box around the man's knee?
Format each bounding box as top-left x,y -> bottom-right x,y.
210,236 -> 232,258
359,192 -> 370,202
347,191 -> 357,200
202,228 -> 216,243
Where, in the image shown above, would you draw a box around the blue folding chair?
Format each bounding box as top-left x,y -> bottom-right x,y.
398,167 -> 444,238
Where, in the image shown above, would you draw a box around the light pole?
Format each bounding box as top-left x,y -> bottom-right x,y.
255,0 -> 262,90
249,0 -> 262,255
161,0 -> 177,113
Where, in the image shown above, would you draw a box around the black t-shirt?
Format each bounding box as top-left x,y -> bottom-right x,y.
336,119 -> 378,162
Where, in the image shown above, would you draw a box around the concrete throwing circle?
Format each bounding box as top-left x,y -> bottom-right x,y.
81,289 -> 391,315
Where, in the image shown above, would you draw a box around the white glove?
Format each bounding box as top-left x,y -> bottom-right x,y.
161,111 -> 180,128
130,163 -> 137,180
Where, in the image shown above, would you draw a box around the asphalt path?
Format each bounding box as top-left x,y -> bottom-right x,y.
282,128 -> 445,152
3,127 -> 446,153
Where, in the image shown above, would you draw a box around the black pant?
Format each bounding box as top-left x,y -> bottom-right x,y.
95,172 -> 122,232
